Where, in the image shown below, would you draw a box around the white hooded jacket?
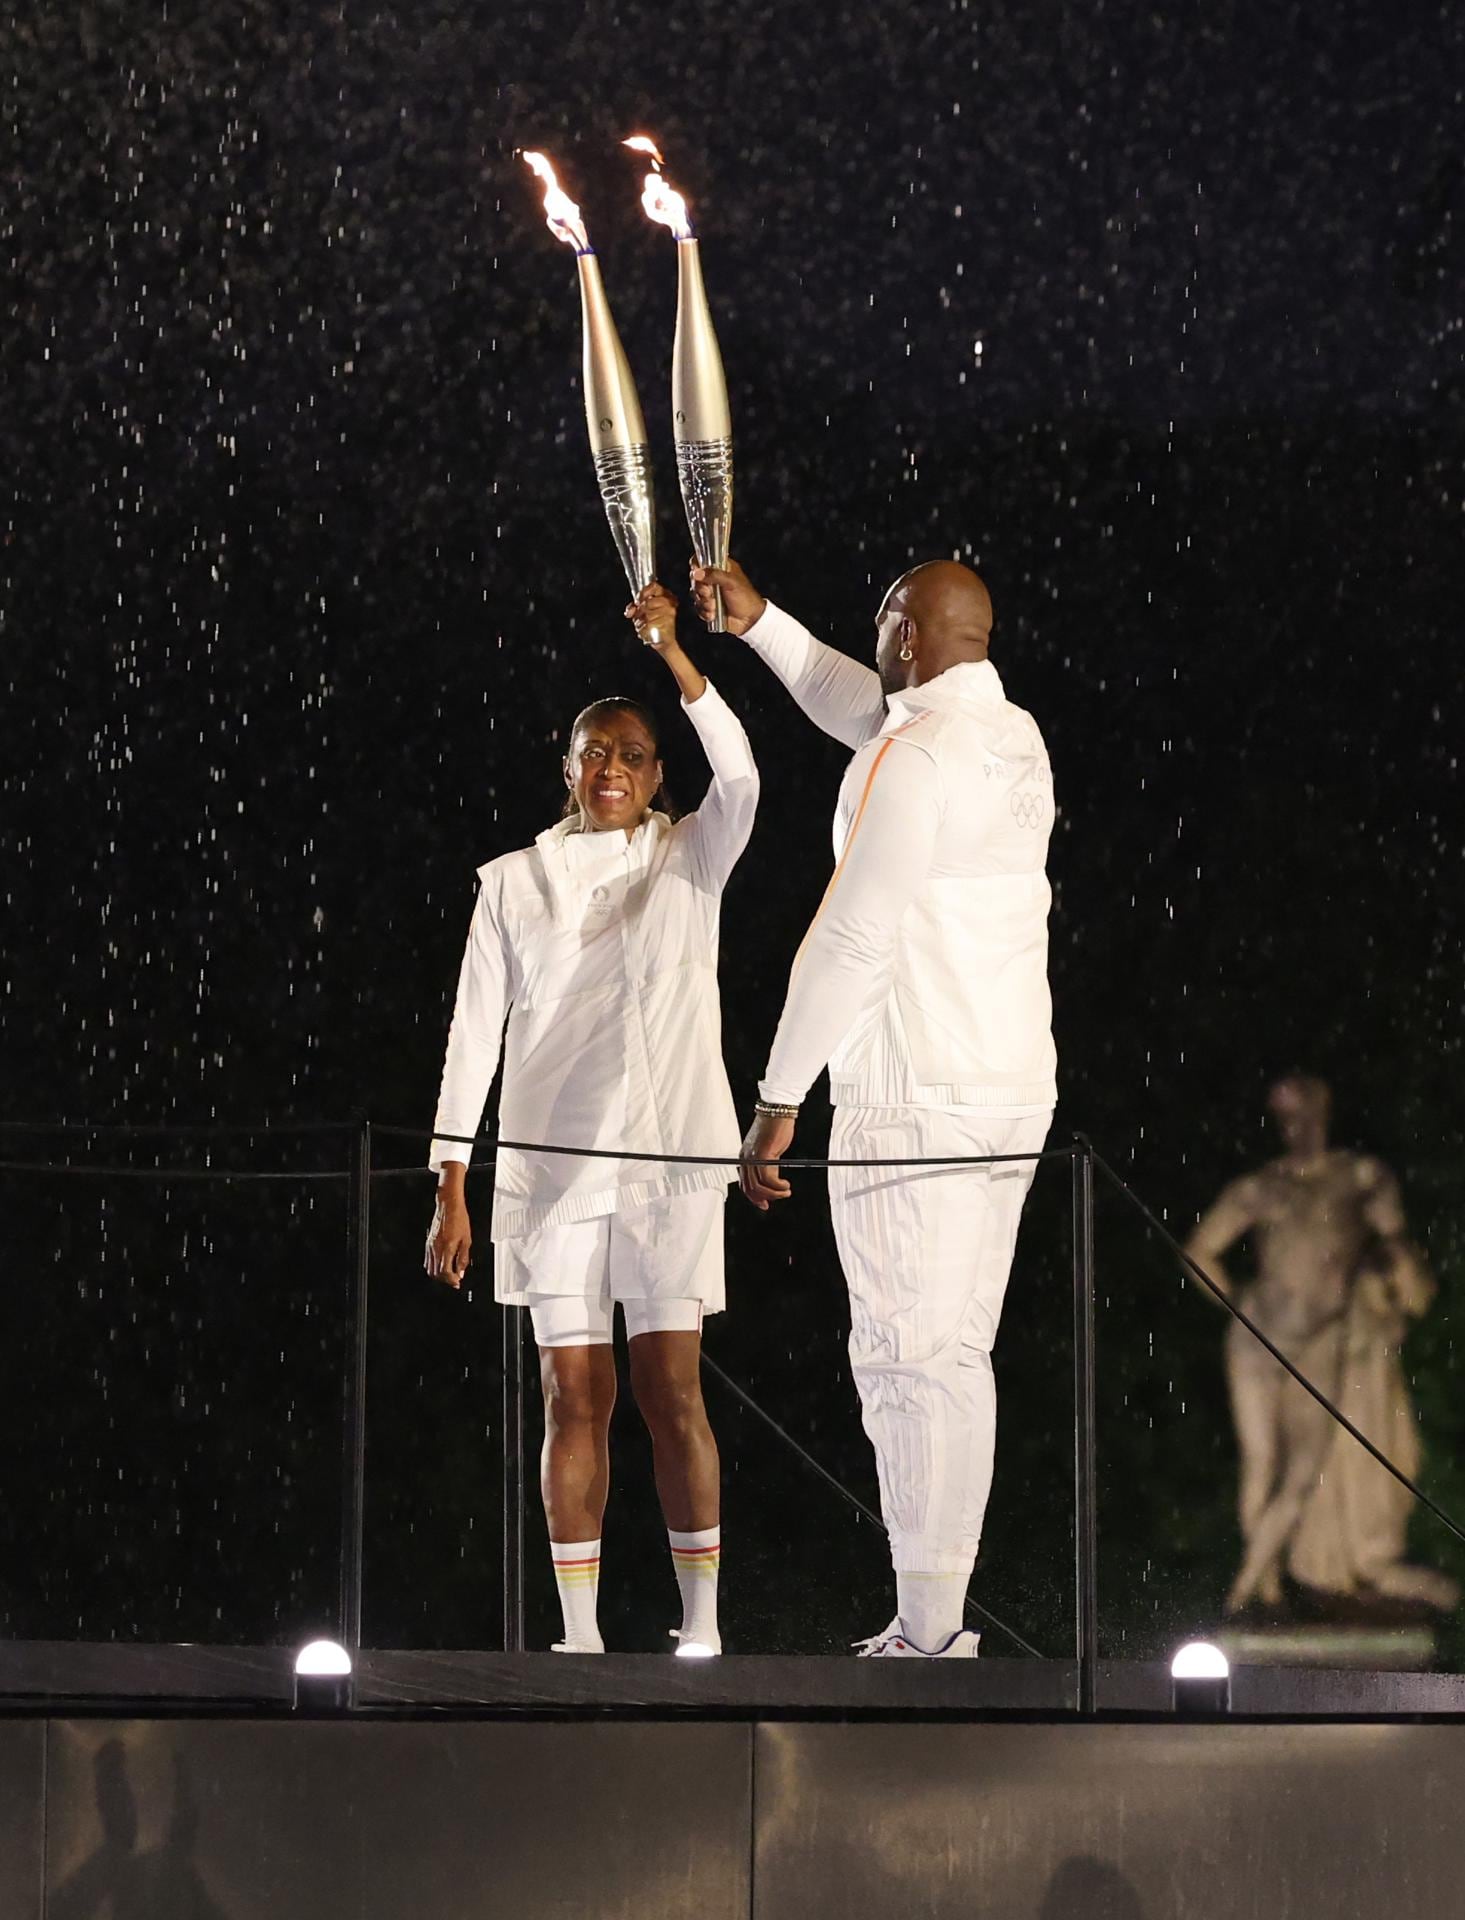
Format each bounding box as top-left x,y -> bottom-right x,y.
429,681 -> 758,1240
745,602 -> 1057,1111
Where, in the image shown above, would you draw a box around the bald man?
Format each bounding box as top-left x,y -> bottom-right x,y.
692,558 -> 1057,1657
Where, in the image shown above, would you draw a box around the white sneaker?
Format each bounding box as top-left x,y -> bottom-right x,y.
551,1638 -> 604,1654
670,1628 -> 721,1658
854,1618 -> 981,1658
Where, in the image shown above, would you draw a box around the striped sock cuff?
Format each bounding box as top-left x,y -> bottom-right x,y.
668,1529 -> 721,1579
551,1541 -> 601,1589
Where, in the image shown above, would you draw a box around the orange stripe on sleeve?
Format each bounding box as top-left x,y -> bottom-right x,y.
789,719 -> 923,979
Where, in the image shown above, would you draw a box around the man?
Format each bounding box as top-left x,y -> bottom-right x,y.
691,556 -> 1057,1658
1187,1074 -> 1456,1618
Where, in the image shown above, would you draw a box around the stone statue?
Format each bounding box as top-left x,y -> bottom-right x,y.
1186,1074 -> 1457,1619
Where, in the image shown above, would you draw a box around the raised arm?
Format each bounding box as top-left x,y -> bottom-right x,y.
691,559 -> 887,751
1184,1177 -> 1260,1305
629,582 -> 759,888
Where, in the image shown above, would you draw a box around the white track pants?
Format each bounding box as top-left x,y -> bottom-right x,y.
829,1107 -> 1052,1575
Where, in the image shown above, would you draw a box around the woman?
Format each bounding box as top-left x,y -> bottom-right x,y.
425,580 -> 757,1656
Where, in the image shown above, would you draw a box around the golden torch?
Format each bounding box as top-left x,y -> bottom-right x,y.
625,138 -> 733,631
521,151 -> 657,609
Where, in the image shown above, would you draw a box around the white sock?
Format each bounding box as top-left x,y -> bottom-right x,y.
896,1571 -> 968,1652
668,1526 -> 721,1653
550,1538 -> 604,1652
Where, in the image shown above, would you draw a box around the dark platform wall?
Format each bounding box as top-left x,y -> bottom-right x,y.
0,1723 -> 43,1920
10,1716 -> 1465,1919
755,1721 -> 1465,1918
41,1719 -> 752,1920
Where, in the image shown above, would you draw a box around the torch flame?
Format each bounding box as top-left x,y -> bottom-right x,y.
521,149 -> 591,253
622,133 -> 694,241
640,172 -> 693,240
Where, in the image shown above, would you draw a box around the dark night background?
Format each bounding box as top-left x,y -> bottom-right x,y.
3,0 -> 1461,1665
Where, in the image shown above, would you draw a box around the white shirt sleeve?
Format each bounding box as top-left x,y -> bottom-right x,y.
741,600 -> 887,751
759,735 -> 944,1106
677,677 -> 760,892
429,878 -> 513,1170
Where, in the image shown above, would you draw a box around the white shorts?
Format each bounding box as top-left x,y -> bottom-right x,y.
530,1294 -> 705,1349
495,1187 -> 725,1319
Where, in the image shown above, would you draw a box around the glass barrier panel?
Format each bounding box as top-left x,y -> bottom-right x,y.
0,1148 -> 346,1646
357,1132 -> 1075,1682
361,1163 -> 504,1652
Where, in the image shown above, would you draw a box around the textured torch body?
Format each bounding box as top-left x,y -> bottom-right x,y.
575,251 -> 657,599
672,238 -> 733,631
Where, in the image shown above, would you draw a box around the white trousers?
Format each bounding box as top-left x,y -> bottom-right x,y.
829,1106 -> 1052,1575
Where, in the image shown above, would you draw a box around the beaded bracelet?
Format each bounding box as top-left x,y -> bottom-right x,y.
754,1100 -> 801,1119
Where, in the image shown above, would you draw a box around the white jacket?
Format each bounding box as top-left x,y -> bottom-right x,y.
746,602 -> 1057,1111
429,681 -> 758,1240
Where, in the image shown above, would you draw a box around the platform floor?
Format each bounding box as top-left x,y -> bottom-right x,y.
4,1641 -> 1465,1718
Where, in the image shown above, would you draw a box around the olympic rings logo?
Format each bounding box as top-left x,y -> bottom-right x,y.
1010,791 -> 1046,829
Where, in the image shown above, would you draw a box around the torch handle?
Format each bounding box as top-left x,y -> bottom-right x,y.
593,444 -> 657,602
675,435 -> 733,638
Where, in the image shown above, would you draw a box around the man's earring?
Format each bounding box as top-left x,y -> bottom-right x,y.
898,624 -> 914,662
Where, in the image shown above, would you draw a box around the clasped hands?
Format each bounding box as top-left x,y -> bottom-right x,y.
625,558 -> 767,649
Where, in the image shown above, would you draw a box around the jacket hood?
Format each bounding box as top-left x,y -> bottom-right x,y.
889,660 -> 1041,762
530,810 -> 672,926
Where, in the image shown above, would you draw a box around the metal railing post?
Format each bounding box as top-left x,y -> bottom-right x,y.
339,1114 -> 371,1685
502,1303 -> 526,1651
1072,1137 -> 1098,1714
